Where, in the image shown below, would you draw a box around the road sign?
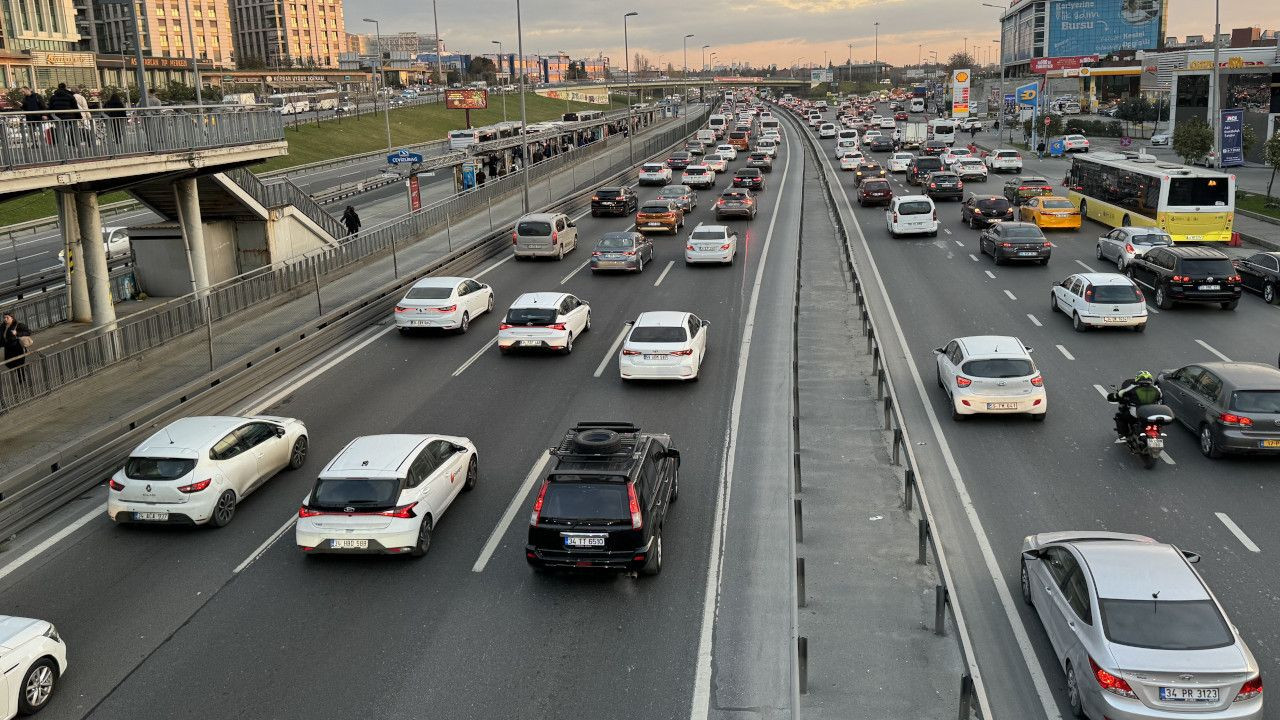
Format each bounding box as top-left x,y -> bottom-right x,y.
1044,116 -> 1051,126
1119,136 -> 1133,148
1049,139 -> 1066,156
1004,93 -> 1015,103
387,149 -> 424,165
1015,82 -> 1038,106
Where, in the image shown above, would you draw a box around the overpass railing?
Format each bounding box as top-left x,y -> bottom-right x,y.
224,167 -> 348,242
0,105 -> 285,171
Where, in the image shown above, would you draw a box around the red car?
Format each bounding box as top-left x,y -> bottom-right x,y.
894,111 -> 908,121
857,178 -> 893,207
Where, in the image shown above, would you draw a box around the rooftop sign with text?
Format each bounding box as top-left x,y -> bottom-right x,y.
445,89 -> 488,110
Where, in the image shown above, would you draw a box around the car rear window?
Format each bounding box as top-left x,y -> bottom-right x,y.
962,358 -> 1034,378
1042,199 -> 1074,209
1230,390 -> 1280,413
640,204 -> 673,214
897,201 -> 933,215
517,221 -> 552,236
691,229 -> 726,241
1132,233 -> 1172,246
642,164 -> 664,172
996,151 -> 1019,158
597,235 -> 634,249
405,286 -> 452,300
685,167 -> 707,174
750,153 -> 768,160
1091,285 -> 1140,303
658,187 -> 688,197
736,169 -> 760,177
730,131 -> 747,139
596,189 -> 623,198
630,326 -> 688,343
310,477 -> 401,510
125,457 -> 196,480
540,481 -> 630,521
1100,599 -> 1233,650
1002,226 -> 1046,239
915,158 -> 943,169
1179,259 -> 1234,276
863,180 -> 890,190
505,307 -> 557,325
977,198 -> 1011,210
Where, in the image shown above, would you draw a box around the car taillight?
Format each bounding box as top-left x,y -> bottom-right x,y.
512,232 -> 518,245
1030,375 -> 1044,387
1172,275 -> 1189,283
929,183 -> 937,189
1000,242 -> 1013,248
1135,288 -> 1145,301
1229,275 -> 1241,283
1220,412 -> 1253,427
109,478 -> 125,491
592,251 -> 602,257
499,323 -> 512,330
551,231 -> 559,245
1235,675 -> 1263,702
1145,424 -> 1160,438
1125,243 -> 1135,253
955,376 -> 972,388
1090,658 -> 1137,699
529,480 -> 549,525
627,483 -> 643,529
1018,186 -> 1029,191
717,199 -> 725,205
591,195 -> 599,201
298,505 -> 321,518
1043,242 -> 1052,248
957,180 -> 964,189
671,349 -> 694,356
394,306 -> 410,313
622,251 -> 636,256
434,305 -> 456,312
892,213 -> 899,222
687,244 -> 695,251
178,478 -> 213,494
380,502 -> 417,519
621,348 -> 641,356
932,210 -> 938,221
547,323 -> 567,331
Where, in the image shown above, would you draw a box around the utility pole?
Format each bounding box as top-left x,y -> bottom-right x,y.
516,0 -> 530,211
491,40 -> 507,122
182,0 -> 203,104
432,0 -> 445,95
1210,0 -> 1222,167
683,34 -> 694,116
623,11 -> 638,168
363,18 -> 393,153
874,22 -> 880,85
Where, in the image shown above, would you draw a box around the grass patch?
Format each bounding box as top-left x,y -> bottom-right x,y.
1237,191 -> 1280,221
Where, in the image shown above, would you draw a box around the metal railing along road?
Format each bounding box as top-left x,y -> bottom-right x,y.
0,105 -> 285,171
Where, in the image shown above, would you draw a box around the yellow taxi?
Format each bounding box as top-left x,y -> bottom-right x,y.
1019,196 -> 1082,230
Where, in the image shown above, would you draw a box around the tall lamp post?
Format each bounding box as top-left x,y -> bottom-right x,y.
182,0 -> 203,104
701,44 -> 709,73
431,0 -> 444,97
874,22 -> 880,85
623,11 -> 638,168
515,0 -> 530,211
491,40 -> 508,122
363,18 -> 394,155
683,34 -> 694,115
1210,0 -> 1222,167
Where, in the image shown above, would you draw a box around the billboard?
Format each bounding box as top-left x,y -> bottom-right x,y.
445,89 -> 488,110
1220,109 -> 1244,168
1015,81 -> 1040,106
950,69 -> 971,118
809,69 -> 834,83
1046,0 -> 1167,58
1030,55 -> 1100,73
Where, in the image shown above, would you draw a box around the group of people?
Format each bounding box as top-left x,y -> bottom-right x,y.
18,84 -> 131,147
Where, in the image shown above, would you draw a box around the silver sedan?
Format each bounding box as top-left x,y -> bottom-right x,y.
1095,227 -> 1174,271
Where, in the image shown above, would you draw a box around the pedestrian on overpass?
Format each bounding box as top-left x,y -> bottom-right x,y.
2,311 -> 32,380
476,168 -> 487,186
19,87 -> 47,147
341,206 -> 361,238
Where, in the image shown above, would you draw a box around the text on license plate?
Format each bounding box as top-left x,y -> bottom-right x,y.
987,402 -> 1019,410
1160,687 -> 1218,702
330,538 -> 368,549
1147,438 -> 1164,449
520,340 -> 541,347
564,536 -> 605,547
644,354 -> 668,360
1198,285 -> 1220,291
1261,440 -> 1280,448
1018,252 -> 1038,256
134,511 -> 169,521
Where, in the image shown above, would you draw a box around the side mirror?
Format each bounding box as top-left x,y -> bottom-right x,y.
664,448 -> 682,465
933,347 -> 945,354
454,445 -> 468,454
275,426 -> 287,438
1023,346 -> 1034,353
702,320 -> 710,328
1182,550 -> 1201,564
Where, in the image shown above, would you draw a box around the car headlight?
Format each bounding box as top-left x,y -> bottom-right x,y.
43,624 -> 61,643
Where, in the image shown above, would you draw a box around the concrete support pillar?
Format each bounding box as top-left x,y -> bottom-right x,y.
74,191 -> 116,329
173,177 -> 210,298
56,191 -> 91,323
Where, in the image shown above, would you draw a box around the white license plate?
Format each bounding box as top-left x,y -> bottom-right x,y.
647,222 -> 663,227
1147,438 -> 1164,449
644,354 -> 669,360
986,402 -> 1019,410
1102,317 -> 1128,323
1160,687 -> 1218,702
330,538 -> 369,549
1018,252 -> 1039,257
134,511 -> 169,521
411,320 -> 428,326
520,340 -> 541,347
1198,285 -> 1220,291
565,536 -> 605,548
1187,235 -> 1203,241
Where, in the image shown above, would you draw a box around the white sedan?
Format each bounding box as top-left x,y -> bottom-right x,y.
108,415 -> 310,527
619,311 -> 709,382
862,130 -> 883,146
839,154 -> 863,171
887,152 -> 914,173
685,224 -> 737,265
715,144 -> 738,161
394,276 -> 494,334
498,291 -> 591,354
703,154 -> 728,173
0,616 -> 67,717
934,335 -> 1046,421
638,162 -> 672,185
1061,133 -> 1090,152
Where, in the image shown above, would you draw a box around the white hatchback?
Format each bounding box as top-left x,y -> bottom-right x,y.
619,311 -> 709,382
685,224 -> 738,265
887,152 -> 914,172
885,196 -> 939,238
818,123 -> 837,138
756,138 -> 778,157
1050,272 -> 1147,331
834,138 -> 859,158
715,144 -> 738,160
839,154 -> 862,171
934,335 -> 1047,420
862,130 -> 883,146
638,162 -> 672,185
108,415 -> 309,527
703,154 -> 728,173
296,434 -> 478,557
681,165 -> 716,189
394,276 -> 494,334
498,292 -> 591,354
0,616 -> 67,718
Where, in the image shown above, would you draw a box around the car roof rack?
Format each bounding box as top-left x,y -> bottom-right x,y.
551,422 -> 647,464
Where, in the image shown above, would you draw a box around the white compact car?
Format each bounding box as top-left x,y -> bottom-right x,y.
952,157 -> 989,181
498,292 -> 591,354
1050,272 -> 1147,332
0,616 -> 67,718
619,311 -> 710,382
638,162 -> 672,185
839,154 -> 863,171
934,335 -> 1046,420
885,196 -> 939,238
984,148 -> 1024,173
862,130 -> 883,146
940,147 -> 975,167
834,138 -> 859,158
58,226 -> 130,266
715,144 -> 738,161
394,276 -> 494,334
756,138 -> 778,158
1061,133 -> 1090,152
684,224 -> 738,265
108,415 -> 309,527
681,165 -> 716,189
296,434 -> 477,557
887,152 -> 914,173
1149,131 -> 1171,146
818,123 -> 837,138
1095,227 -> 1174,270
703,154 -> 728,173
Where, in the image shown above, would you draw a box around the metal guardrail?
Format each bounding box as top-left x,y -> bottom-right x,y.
0,105 -> 284,171
0,264 -> 135,333
783,103 -> 992,719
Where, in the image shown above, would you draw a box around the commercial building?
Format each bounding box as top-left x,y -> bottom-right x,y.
359,31 -> 441,56
230,0 -> 347,69
0,0 -> 97,89
211,68 -> 371,95
92,0 -> 236,68
1000,0 -> 1170,77
1159,45 -> 1280,163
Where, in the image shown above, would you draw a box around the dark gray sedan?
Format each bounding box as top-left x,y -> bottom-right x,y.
656,184 -> 698,212
1158,361 -> 1280,457
589,231 -> 654,274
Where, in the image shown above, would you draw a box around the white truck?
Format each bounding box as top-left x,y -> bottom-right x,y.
900,122 -> 928,150
220,92 -> 256,106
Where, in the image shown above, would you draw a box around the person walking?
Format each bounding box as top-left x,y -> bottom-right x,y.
341,206 -> 361,237
104,91 -> 127,145
19,87 -> 47,147
72,85 -> 93,147
47,83 -> 79,147
2,312 -> 32,376
476,168 -> 487,186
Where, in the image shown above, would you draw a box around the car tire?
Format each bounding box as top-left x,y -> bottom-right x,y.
584,312 -> 591,332
1049,294 -> 1060,313
936,366 -> 945,389
1065,663 -> 1085,719
1019,560 -> 1033,606
1199,424 -> 1222,459
463,456 -> 477,491
410,516 -> 433,558
562,332 -> 574,355
556,246 -> 564,261
487,294 -> 495,313
1078,199 -> 1087,219
17,658 -> 57,716
949,393 -> 964,421
209,489 -> 236,528
992,254 -> 1004,266
640,529 -> 663,576
591,209 -> 599,218
288,436 -> 308,470
1031,412 -> 1046,422
1265,283 -> 1278,305
1117,255 -> 1127,271
636,256 -> 645,273
1221,299 -> 1239,311
1095,244 -> 1104,260
1122,214 -> 1131,227
928,230 -> 938,238
670,470 -> 679,503
1072,313 -> 1087,332
1155,286 -> 1174,310
458,312 -> 470,334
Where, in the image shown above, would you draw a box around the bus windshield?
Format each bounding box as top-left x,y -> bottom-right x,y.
1167,177 -> 1230,207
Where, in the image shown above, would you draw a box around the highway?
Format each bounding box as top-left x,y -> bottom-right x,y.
799,101 -> 1280,720
0,116 -> 805,719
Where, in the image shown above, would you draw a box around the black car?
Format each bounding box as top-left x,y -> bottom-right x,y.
922,140 -> 947,156
1234,251 -> 1280,305
526,422 -> 680,576
656,184 -> 698,212
960,194 -> 1014,228
746,151 -> 774,172
869,135 -> 895,152
924,171 -> 963,200
732,167 -> 765,191
591,186 -> 638,217
1127,246 -> 1242,310
667,151 -> 692,170
907,156 -> 944,185
1002,176 -> 1054,206
978,221 -> 1051,265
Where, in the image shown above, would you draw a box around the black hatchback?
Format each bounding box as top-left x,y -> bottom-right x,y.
732,168 -> 765,191
960,194 -> 1014,228
925,171 -> 964,200
591,187 -> 638,217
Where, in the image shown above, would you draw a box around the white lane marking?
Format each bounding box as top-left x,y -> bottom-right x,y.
233,515 -> 298,573
954,240 -> 963,247
1056,344 -> 1075,360
593,325 -> 631,378
984,270 -> 996,279
452,335 -> 499,377
943,228 -> 952,235
1093,384 -> 1109,398
0,504 -> 101,583
560,257 -> 592,285
692,125 -> 794,720
240,324 -> 391,415
1074,259 -> 1097,273
1214,512 -> 1261,553
814,128 -> 1058,720
969,254 -> 979,262
472,450 -> 553,573
474,253 -> 513,278
1004,289 -> 1017,300
1027,313 -> 1042,327
1160,451 -> 1176,466
654,260 -> 675,287
1195,339 -> 1232,363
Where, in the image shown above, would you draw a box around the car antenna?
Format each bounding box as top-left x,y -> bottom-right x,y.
1152,589 -> 1160,611
165,427 -> 175,444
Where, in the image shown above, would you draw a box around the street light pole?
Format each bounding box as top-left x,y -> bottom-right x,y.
515,0 -> 530,212
492,40 -> 508,122
623,11 -> 638,169
874,22 -> 880,85
363,18 -> 393,155
432,0 -> 445,95
683,34 -> 694,116
1210,0 -> 1222,167
183,0 -> 203,104
702,45 -> 709,74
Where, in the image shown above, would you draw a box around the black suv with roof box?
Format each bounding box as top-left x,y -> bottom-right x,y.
527,422 -> 680,576
1127,246 -> 1242,310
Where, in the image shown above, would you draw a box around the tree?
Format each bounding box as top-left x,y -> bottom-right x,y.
468,56 -> 497,83
1172,118 -> 1213,165
445,69 -> 461,85
566,64 -> 588,81
1242,125 -> 1258,158
1263,131 -> 1280,204
946,52 -> 975,71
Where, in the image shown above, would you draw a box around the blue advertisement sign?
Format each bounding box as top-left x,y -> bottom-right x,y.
1046,0 -> 1166,59
1004,93 -> 1016,103
1015,82 -> 1039,106
460,161 -> 477,190
1220,108 -> 1244,168
1049,139 -> 1066,157
387,149 -> 424,165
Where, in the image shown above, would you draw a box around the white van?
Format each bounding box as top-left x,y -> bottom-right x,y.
760,118 -> 780,133
696,129 -> 717,146
885,195 -> 939,238
910,98 -> 926,113
708,114 -> 729,138
838,129 -> 859,142
928,119 -> 956,146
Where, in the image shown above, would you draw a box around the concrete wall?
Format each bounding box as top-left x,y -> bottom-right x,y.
130,225 -> 194,298
266,208 -> 341,262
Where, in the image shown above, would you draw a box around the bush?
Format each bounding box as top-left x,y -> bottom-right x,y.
1064,118 -> 1125,138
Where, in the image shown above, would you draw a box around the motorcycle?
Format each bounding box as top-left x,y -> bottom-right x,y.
1106,389 -> 1175,469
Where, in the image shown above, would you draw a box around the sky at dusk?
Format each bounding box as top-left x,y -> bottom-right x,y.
345,0 -> 1279,70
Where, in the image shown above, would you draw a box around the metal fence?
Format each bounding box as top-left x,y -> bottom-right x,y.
0,105 -> 285,171
0,107 -> 708,412
225,167 -> 348,241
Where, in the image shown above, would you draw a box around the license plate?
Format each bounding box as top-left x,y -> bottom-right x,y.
644,354 -> 669,360
986,402 -> 1019,410
565,536 -> 605,547
1147,438 -> 1164,449
647,222 -> 663,226
1198,285 -> 1220,291
134,511 -> 169,521
1102,317 -> 1127,323
1160,687 -> 1218,702
411,320 -> 427,326
1018,252 -> 1039,257
520,340 -> 541,347
1261,440 -> 1280,448
330,538 -> 368,549
1187,235 -> 1203,241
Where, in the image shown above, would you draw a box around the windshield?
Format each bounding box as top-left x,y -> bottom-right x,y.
1231,391 -> 1280,413
504,307 -> 557,325
1091,285 -> 1141,303
125,457 -> 196,480
1100,598 -> 1233,650
404,286 -> 452,300
640,204 -> 673,214
962,358 -> 1034,378
597,235 -> 635,249
691,230 -> 726,241
1168,177 -> 1230,207
516,221 -> 552,236
897,201 -> 933,215
540,481 -> 630,522
630,326 -> 688,343
1180,259 -> 1235,276
1042,199 -> 1074,209
309,477 -> 401,510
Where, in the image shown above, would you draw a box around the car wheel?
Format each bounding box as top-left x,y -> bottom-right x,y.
18,658 -> 57,715
1122,214 -> 1131,227
210,489 -> 236,528
591,209 -> 599,218
992,254 -> 1004,266
1116,255 -> 1127,271
1031,412 -> 1046,422
1221,299 -> 1239,311
288,435 -> 308,470
458,312 -> 470,334
636,256 -> 645,273
1049,294 -> 1060,313
1065,663 -> 1085,719
1265,283 -> 1278,305
1155,286 -> 1173,310
411,516 -> 433,558
670,470 -> 679,503
949,393 -> 965,421
556,245 -> 564,261
584,312 -> 591,332
562,332 -> 574,355
1095,244 -> 1104,260
1019,560 -> 1033,606
1072,313 -> 1087,332
1199,424 -> 1222,459
640,529 -> 663,576
463,456 -> 477,491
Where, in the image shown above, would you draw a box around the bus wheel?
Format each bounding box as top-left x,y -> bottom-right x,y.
1078,200 -> 1087,219
1122,215 -> 1131,227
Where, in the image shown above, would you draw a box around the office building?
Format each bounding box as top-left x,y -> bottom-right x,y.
230,0 -> 347,69
0,0 -> 97,89
1000,0 -> 1170,76
92,0 -> 235,68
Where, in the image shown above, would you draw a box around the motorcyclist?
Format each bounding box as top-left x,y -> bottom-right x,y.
1113,370 -> 1162,436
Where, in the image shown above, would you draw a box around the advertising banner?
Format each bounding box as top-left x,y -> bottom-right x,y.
407,173 -> 422,212
1030,55 -> 1100,73
1220,108 -> 1244,168
950,69 -> 971,118
460,161 -> 477,190
445,89 -> 488,110
1015,81 -> 1040,106
809,69 -> 834,83
1047,0 -> 1166,58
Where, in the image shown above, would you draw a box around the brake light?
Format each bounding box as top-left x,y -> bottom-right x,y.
622,251 -> 636,256
1145,424 -> 1159,438
932,210 -> 938,221
546,323 -> 567,331
1172,275 -> 1189,283
621,348 -> 641,356
1040,186 -> 1052,192
1000,242 -> 1013,248
957,180 -> 964,189
627,483 -> 643,529
592,251 -> 602,257
1235,675 -> 1263,702
298,505 -> 321,518
434,305 -> 456,313
671,349 -> 694,356
178,478 -> 212,494
720,243 -> 732,250
512,232 -> 518,245
499,323 -> 513,330
1090,658 -> 1137,699
109,478 -> 125,491
1125,243 -> 1135,253
1030,375 -> 1044,387
955,376 -> 972,388
551,231 -> 559,245
1135,288 -> 1145,301
529,480 -> 549,525
1018,186 -> 1029,191
1220,412 -> 1253,427
687,244 -> 696,251
380,502 -> 417,519
717,199 -> 725,205
893,213 -> 899,223
1043,242 -> 1052,248
591,195 -> 600,201
1229,275 -> 1241,284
